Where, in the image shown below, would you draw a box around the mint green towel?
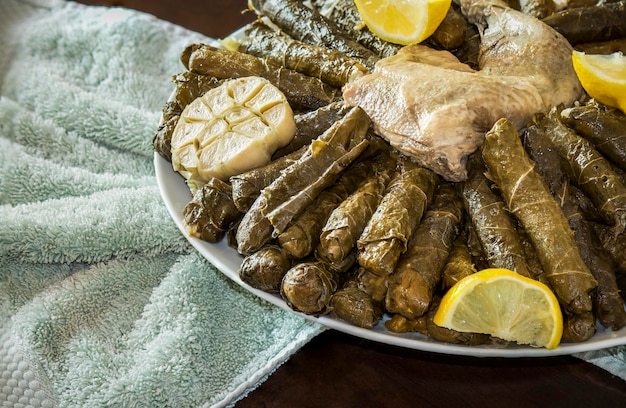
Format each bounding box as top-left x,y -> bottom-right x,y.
0,0 -> 322,406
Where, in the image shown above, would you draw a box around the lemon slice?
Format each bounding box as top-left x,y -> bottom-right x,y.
354,0 -> 452,45
433,268 -> 563,349
572,51 -> 626,114
171,76 -> 295,192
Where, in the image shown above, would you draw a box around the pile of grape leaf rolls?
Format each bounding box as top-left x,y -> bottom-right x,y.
153,0 -> 626,346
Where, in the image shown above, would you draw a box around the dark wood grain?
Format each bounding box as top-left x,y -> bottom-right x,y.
237,330 -> 626,407
72,1 -> 626,406
74,0 -> 255,38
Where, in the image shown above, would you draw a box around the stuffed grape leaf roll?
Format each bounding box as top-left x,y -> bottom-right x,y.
230,146 -> 306,213
357,156 -> 439,277
278,158 -> 370,259
330,280 -> 384,329
561,311 -> 597,343
182,177 -> 242,243
239,244 -> 293,293
461,154 -> 536,279
537,106 -> 626,235
481,118 -> 597,315
273,101 -> 352,159
441,232 -> 477,291
238,21 -> 368,88
328,265 -> 392,329
281,260 -> 349,316
235,106 -> 370,255
182,44 -> 341,111
385,183 -> 464,319
310,0 -> 401,58
524,115 -> 626,331
317,152 -> 396,265
542,1 -> 626,46
248,0 -> 380,70
560,100 -> 626,172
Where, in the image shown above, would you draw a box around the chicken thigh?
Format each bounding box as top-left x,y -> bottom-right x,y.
342,0 -> 583,181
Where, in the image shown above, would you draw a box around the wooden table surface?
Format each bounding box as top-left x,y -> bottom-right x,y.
75,1 -> 626,406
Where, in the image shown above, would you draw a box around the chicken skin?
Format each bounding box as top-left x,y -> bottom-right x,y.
342,0 -> 583,181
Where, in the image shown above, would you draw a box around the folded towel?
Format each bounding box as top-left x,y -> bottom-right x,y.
0,1 -> 323,406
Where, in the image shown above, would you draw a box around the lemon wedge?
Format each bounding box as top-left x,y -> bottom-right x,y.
171,76 -> 296,192
354,0 -> 452,45
572,51 -> 626,114
433,268 -> 563,349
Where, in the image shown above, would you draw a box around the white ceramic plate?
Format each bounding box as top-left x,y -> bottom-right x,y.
155,152 -> 626,357
155,24 -> 626,356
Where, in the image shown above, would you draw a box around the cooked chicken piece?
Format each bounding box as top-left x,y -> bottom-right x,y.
342,0 -> 583,181
461,0 -> 581,108
342,46 -> 543,181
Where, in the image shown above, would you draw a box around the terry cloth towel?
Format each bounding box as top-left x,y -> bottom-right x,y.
1,1 -> 626,407
0,0 -> 324,406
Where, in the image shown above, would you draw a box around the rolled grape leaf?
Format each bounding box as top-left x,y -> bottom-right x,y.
354,267 -> 389,304
230,146 -> 306,213
272,101 -> 352,159
182,43 -> 341,111
560,100 -> 626,172
461,154 -> 536,279
524,115 -> 626,330
575,38 -> 626,54
542,1 -> 626,45
569,204 -> 626,330
357,156 -> 439,277
595,222 -> 626,274
538,106 -> 626,234
465,222 -> 490,271
235,107 -> 371,255
385,183 -> 464,319
317,152 -> 397,265
441,232 -> 477,291
239,21 -> 368,88
153,114 -> 179,161
248,0 -> 380,70
481,118 -> 597,315
561,311 -> 597,343
277,159 -> 370,259
171,71 -> 223,110
521,113 -> 569,193
453,21 -> 480,70
426,4 -> 469,50
385,313 -> 428,334
182,177 -> 242,243
310,0 -> 401,58
239,245 -> 293,293
328,264 -> 391,329
516,226 -> 549,285
280,260 -> 344,316
330,280 -> 384,329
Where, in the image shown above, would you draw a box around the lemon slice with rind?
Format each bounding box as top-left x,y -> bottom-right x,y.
572,51 -> 626,114
171,76 -> 296,192
433,268 -> 563,349
354,0 -> 452,45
